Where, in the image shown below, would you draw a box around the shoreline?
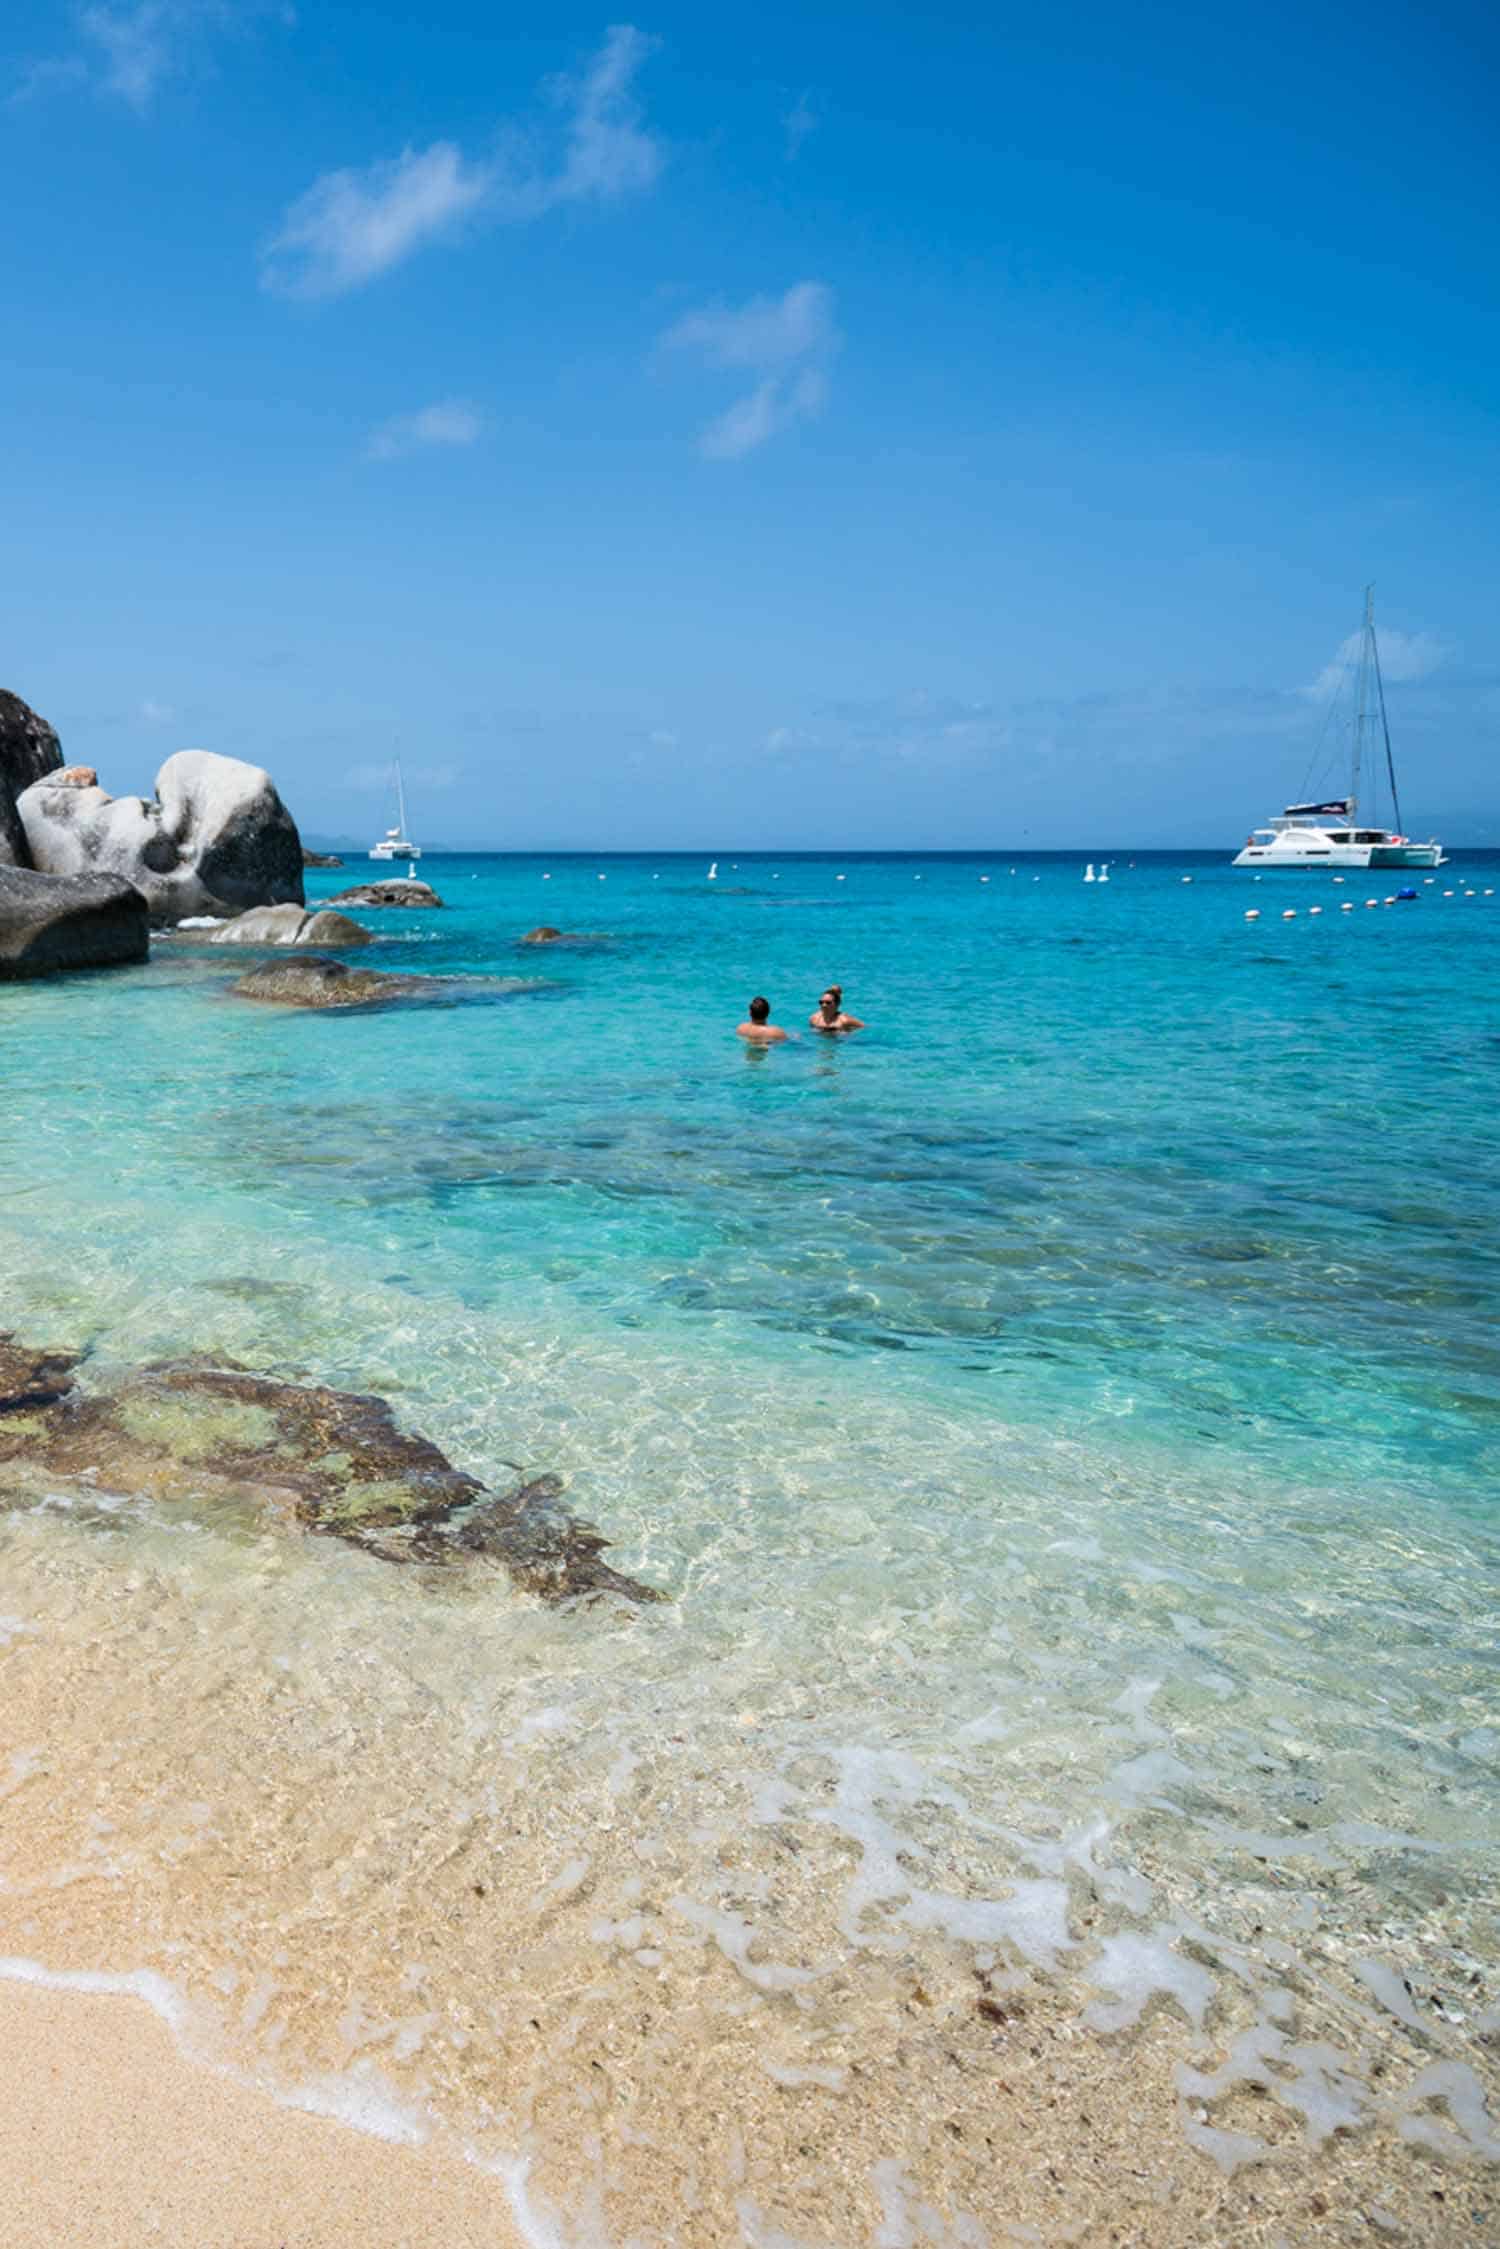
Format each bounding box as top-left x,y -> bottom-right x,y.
0,1971 -> 533,2249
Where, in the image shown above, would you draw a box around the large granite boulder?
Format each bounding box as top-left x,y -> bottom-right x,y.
0,691 -> 63,866
0,864 -> 149,978
207,904 -> 371,947
18,750 -> 304,923
324,878 -> 444,908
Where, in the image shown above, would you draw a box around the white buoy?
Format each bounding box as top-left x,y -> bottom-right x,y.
1333,875 -> 1345,884
1309,905 -> 1322,915
1084,863 -> 1095,882
542,872 -> 551,880
1282,908 -> 1296,920
836,874 -> 845,882
1182,875 -> 1193,884
1443,889 -> 1454,897
1486,889 -> 1495,897
1424,876 -> 1435,883
1099,863 -> 1110,883
1341,901 -> 1354,911
980,874 -> 990,883
1245,908 -> 1260,920
1365,899 -> 1378,908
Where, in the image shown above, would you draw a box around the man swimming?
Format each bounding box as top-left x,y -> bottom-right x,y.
738,995 -> 789,1043
809,984 -> 864,1033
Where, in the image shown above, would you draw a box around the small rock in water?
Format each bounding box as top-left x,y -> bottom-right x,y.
0,1337 -> 660,1605
206,904 -> 372,947
324,879 -> 444,909
231,954 -> 427,1007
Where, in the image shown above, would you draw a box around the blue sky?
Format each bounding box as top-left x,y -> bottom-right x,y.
4,2 -> 1497,847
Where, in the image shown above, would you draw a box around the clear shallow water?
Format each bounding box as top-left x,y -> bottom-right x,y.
2,851 -> 1498,2243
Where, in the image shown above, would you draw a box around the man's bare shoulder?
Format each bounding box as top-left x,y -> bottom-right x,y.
738,1023 -> 789,1042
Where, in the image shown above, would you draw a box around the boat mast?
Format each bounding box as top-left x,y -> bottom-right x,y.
1369,600 -> 1403,835
395,757 -> 408,841
1351,584 -> 1374,825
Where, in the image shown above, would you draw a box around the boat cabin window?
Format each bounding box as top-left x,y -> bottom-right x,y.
1327,832 -> 1351,843
1355,830 -> 1385,844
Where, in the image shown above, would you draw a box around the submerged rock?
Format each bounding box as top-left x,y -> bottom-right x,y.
324,879 -> 444,909
0,1336 -> 659,1604
231,954 -> 429,1007
0,864 -> 149,978
0,689 -> 64,866
19,749 -> 304,923
208,904 -> 372,947
521,925 -> 565,943
302,849 -> 344,867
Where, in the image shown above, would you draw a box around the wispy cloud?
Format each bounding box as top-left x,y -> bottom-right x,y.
12,2 -> 287,116
366,398 -> 484,462
262,142 -> 493,300
783,90 -> 817,159
140,696 -> 176,723
660,281 -> 839,459
261,25 -> 662,299
1302,625 -> 1446,703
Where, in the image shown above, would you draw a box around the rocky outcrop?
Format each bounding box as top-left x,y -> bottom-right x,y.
521,925 -> 565,943
19,750 -> 304,924
207,904 -> 371,947
0,691 -> 63,866
324,879 -> 444,909
231,954 -> 430,1007
302,849 -> 343,867
0,1337 -> 660,1604
0,864 -> 149,978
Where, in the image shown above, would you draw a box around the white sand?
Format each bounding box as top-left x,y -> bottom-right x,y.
0,1976 -> 528,2248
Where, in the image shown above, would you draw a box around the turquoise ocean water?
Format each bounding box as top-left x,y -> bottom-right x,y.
2,849 -> 1498,2240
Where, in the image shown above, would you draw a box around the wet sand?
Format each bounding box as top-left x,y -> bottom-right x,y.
0,1976 -> 529,2249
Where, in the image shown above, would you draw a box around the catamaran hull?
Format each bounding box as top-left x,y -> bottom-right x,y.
1233,842 -> 1443,870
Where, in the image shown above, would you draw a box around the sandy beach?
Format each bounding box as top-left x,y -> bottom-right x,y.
0,1977 -> 528,2249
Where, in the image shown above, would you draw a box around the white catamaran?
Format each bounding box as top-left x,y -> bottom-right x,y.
369,758 -> 422,862
1234,589 -> 1443,871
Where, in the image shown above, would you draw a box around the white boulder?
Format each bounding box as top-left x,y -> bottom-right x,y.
18,750 -> 304,924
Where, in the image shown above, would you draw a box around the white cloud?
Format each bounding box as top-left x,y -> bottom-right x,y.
140,696 -> 176,722
661,281 -> 837,370
541,22 -> 662,207
366,398 -> 484,462
648,728 -> 679,748
261,25 -> 661,299
263,143 -> 493,299
1303,625 -> 1446,703
661,282 -> 839,459
700,366 -> 828,460
12,3 -> 288,115
783,91 -> 816,159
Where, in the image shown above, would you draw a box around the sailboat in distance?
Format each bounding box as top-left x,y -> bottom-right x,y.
369,759 -> 422,862
1234,589 -> 1443,871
